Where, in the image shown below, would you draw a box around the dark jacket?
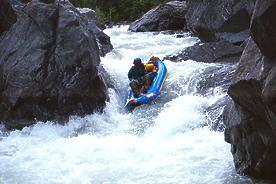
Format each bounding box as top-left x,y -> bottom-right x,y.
128,63 -> 145,83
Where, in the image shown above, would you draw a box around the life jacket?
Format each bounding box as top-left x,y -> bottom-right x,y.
145,63 -> 156,73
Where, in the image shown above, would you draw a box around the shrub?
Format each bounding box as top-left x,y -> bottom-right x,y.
70,0 -> 166,23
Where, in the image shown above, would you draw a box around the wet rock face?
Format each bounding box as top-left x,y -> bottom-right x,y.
77,8 -> 113,57
224,79 -> 276,180
0,0 -> 107,129
185,0 -> 255,43
222,1 -> 276,180
251,0 -> 276,117
128,1 -> 187,32
205,96 -> 231,132
0,0 -> 17,34
223,97 -> 276,178
250,0 -> 276,58
223,37 -> 276,180
165,41 -> 243,63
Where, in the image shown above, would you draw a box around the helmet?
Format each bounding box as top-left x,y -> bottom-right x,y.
133,58 -> 142,65
145,63 -> 154,72
150,56 -> 159,61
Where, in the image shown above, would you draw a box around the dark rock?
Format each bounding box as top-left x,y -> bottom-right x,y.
231,38 -> 263,84
20,0 -> 31,4
8,0 -> 24,11
198,63 -> 237,94
0,0 -> 107,130
262,63 -> 276,114
224,79 -> 276,180
223,37 -> 276,180
165,41 -> 243,63
128,1 -> 187,32
39,0 -> 55,4
228,79 -> 276,126
98,64 -> 115,90
205,95 -> 231,131
250,0 -> 276,58
185,0 -> 255,42
250,0 -> 276,115
223,100 -> 241,144
198,63 -> 237,132
77,8 -> 113,57
0,0 -> 17,34
223,99 -> 275,178
215,30 -> 250,45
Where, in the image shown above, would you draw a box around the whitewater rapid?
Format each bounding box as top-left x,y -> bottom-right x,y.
0,26 -> 259,184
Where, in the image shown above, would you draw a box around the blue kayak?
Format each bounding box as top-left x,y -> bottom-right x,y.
125,58 -> 168,111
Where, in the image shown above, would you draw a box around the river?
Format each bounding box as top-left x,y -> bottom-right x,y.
0,26 -> 264,184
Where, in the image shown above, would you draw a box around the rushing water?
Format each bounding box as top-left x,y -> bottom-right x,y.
0,26 -> 264,184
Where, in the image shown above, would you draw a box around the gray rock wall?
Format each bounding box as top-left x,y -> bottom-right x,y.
0,0 -> 107,129
223,0 -> 276,180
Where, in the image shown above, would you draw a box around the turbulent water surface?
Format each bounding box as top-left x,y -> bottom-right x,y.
0,26 -> 264,184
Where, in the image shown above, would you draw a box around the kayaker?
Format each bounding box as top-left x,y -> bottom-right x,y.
128,58 -> 146,97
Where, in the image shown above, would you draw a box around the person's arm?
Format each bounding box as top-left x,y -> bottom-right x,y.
128,67 -> 133,80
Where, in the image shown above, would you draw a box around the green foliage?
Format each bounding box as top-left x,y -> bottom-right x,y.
95,6 -> 105,23
70,0 -> 167,23
70,0 -> 96,8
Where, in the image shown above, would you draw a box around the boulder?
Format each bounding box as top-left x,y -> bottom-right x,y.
249,0 -> 276,120
223,99 -> 276,179
0,0 -> 107,130
205,95 -> 231,132
215,30 -> 250,45
224,79 -> 276,180
250,0 -> 276,58
165,41 -> 243,63
198,63 -> 237,94
128,1 -> 187,32
223,38 -> 276,180
185,0 -> 255,42
0,0 -> 17,34
230,38 -> 263,84
77,8 -> 113,57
